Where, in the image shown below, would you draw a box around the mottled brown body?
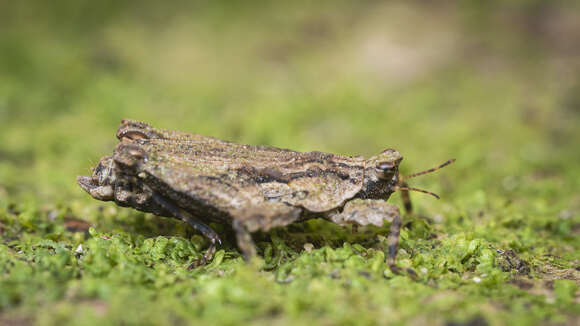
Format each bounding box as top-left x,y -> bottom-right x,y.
78,120 -> 453,274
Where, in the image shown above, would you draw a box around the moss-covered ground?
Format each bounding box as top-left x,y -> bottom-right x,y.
0,1 -> 578,325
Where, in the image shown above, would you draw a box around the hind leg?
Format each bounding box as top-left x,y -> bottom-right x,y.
328,199 -> 415,276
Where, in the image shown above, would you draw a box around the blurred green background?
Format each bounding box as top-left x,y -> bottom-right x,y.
0,1 -> 579,325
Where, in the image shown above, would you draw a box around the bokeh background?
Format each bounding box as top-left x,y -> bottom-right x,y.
1,1 -> 579,325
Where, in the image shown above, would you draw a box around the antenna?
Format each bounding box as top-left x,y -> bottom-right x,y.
405,159 -> 456,179
396,186 -> 440,199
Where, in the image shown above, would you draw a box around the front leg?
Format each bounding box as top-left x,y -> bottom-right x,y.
328,199 -> 415,277
151,193 -> 221,268
399,181 -> 413,215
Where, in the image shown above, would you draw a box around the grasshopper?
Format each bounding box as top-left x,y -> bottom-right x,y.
78,120 -> 454,274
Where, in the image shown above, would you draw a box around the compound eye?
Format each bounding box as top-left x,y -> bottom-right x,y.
376,161 -> 395,172
375,161 -> 396,179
